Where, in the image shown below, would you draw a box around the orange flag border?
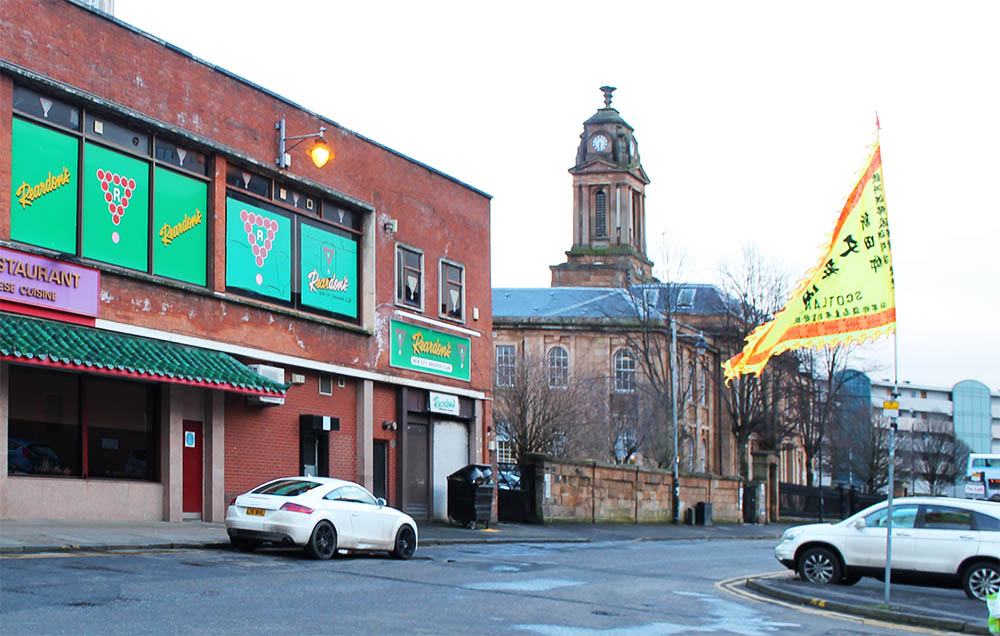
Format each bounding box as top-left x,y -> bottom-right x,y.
722,137 -> 896,381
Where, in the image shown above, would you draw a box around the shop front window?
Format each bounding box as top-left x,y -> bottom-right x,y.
8,366 -> 80,477
85,376 -> 156,480
7,366 -> 157,480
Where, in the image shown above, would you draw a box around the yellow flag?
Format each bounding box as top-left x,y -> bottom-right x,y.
722,137 -> 896,381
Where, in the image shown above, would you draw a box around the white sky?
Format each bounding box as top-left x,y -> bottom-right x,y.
113,0 -> 999,392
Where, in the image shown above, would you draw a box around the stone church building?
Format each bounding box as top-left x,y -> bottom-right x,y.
493,87 -> 738,477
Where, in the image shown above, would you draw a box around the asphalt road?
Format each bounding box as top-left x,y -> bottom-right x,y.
1,538 -> 940,635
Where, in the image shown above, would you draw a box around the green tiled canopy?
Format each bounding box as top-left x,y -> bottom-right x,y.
1,313 -> 288,396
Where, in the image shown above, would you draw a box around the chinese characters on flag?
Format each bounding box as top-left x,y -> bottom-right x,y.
722,137 -> 896,381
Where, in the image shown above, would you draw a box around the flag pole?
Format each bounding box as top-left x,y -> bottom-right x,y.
877,111 -> 898,607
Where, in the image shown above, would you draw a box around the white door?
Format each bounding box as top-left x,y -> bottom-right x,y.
910,504 -> 981,574
432,420 -> 469,521
843,503 -> 919,569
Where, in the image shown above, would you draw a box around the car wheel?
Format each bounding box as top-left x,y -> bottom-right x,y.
230,537 -> 261,553
962,560 -> 1000,601
838,572 -> 862,585
391,525 -> 416,560
306,521 -> 337,560
798,547 -> 842,585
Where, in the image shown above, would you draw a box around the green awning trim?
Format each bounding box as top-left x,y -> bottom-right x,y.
1,313 -> 288,396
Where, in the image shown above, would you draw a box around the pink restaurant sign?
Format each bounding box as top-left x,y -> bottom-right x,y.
0,247 -> 100,317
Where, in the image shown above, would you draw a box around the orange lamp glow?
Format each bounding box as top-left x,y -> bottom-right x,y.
309,138 -> 332,168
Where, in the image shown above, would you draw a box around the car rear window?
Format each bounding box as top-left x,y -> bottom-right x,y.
252,479 -> 321,496
975,512 -> 1000,531
921,505 -> 974,530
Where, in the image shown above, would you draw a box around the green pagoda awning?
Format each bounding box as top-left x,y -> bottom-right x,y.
1,313 -> 288,397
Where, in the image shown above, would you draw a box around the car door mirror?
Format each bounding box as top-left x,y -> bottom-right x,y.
852,518 -> 866,531
376,497 -> 386,508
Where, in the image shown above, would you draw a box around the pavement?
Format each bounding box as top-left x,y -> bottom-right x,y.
1,518 -> 993,634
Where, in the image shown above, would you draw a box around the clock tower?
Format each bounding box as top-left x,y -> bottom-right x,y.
551,86 -> 654,288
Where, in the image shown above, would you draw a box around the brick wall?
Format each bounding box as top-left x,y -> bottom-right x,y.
223,367 -> 358,504
524,455 -> 742,523
1,0 -> 493,511
0,0 -> 493,394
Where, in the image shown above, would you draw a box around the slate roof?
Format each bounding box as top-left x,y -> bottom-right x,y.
1,313 -> 288,396
492,283 -> 734,321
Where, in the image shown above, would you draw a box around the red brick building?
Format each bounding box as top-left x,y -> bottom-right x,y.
1,0 -> 493,523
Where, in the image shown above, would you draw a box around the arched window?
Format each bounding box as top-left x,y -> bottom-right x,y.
547,346 -> 568,388
613,349 -> 635,393
594,190 -> 607,237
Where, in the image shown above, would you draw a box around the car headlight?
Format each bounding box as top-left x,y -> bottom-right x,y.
780,528 -> 801,542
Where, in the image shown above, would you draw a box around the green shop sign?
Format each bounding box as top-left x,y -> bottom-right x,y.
225,196 -> 291,302
82,142 -> 150,271
390,319 -> 470,382
300,221 -> 358,318
153,167 -> 207,286
10,119 -> 79,253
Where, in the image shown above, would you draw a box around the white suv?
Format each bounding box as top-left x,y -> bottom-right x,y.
775,496 -> 1000,600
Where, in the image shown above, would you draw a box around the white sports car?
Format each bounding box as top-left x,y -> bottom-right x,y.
226,477 -> 418,560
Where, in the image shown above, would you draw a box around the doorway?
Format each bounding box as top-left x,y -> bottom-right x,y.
432,420 -> 469,521
300,429 -> 330,477
373,440 -> 388,501
182,420 -> 203,518
403,418 -> 429,519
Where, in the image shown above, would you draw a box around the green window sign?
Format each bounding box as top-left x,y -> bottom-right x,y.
82,142 -> 149,270
225,196 -> 291,301
10,118 -> 79,253
300,222 -> 358,318
390,319 -> 471,382
153,167 -> 207,285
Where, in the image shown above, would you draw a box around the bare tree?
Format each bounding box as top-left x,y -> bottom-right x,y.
791,345 -> 863,487
906,420 -> 971,495
594,241 -> 703,471
851,414 -> 894,494
493,352 -> 594,465
609,286 -> 705,471
717,244 -> 792,482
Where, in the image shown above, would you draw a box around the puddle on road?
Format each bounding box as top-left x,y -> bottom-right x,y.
514,590 -> 802,635
464,578 -> 584,592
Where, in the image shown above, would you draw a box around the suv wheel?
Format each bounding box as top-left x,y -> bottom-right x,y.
798,547 -> 842,585
963,560 -> 1000,601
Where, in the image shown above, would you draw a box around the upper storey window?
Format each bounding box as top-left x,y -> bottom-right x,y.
396,245 -> 423,310
440,260 -> 464,322
11,85 -> 209,286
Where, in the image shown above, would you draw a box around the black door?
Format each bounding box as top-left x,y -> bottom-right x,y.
373,440 -> 388,500
300,430 -> 329,477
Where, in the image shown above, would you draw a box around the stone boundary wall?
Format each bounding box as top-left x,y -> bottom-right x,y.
524,455 -> 742,524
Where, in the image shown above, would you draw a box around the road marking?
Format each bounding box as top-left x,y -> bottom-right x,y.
717,573 -> 946,634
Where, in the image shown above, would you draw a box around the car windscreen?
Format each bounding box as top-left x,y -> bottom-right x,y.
252,479 -> 321,497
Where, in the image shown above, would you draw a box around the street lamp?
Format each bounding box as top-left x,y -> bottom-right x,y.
671,321 -> 708,524
276,118 -> 333,169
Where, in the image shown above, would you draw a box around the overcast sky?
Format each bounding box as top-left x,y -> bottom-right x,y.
113,0 -> 999,392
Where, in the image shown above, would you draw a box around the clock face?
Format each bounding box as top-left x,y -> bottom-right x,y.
591,134 -> 609,152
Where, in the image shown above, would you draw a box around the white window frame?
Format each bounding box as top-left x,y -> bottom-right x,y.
496,344 -> 516,388
547,346 -> 569,388
495,431 -> 514,465
319,373 -> 333,396
613,349 -> 636,393
439,258 -> 465,323
395,243 -> 424,311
